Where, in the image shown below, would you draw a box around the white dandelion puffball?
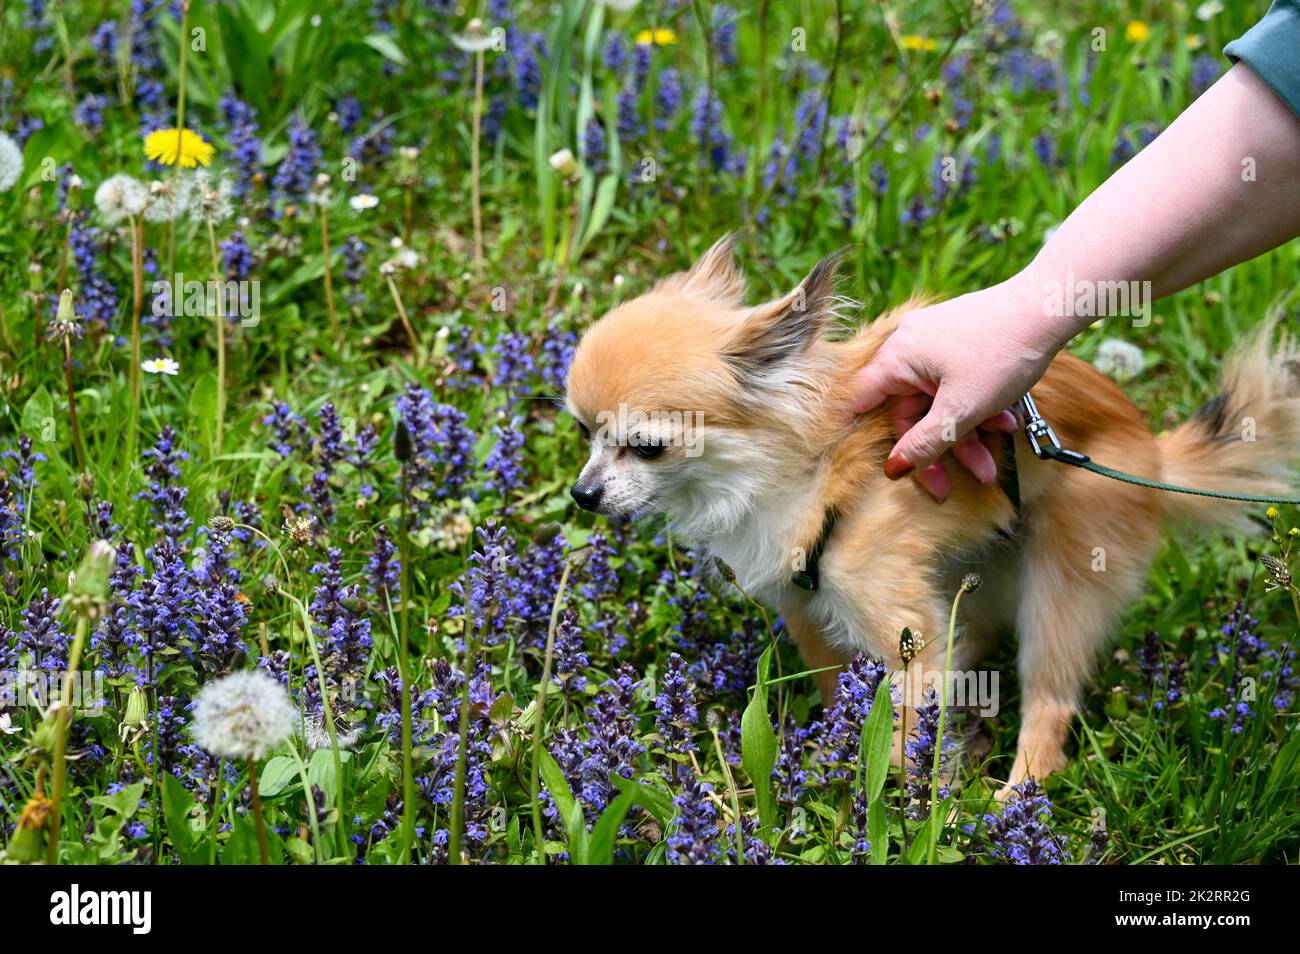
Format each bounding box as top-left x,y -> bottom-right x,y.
1093,338 -> 1146,381
144,179 -> 184,223
94,174 -> 149,224
0,133 -> 23,192
192,669 -> 295,761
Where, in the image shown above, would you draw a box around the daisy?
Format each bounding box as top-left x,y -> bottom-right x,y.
349,193 -> 379,211
142,357 -> 180,376
144,127 -> 215,168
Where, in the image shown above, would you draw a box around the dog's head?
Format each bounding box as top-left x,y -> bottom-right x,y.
564,236 -> 849,532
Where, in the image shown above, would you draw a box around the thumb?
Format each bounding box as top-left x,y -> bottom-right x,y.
885,395 -> 967,478
848,357 -> 922,415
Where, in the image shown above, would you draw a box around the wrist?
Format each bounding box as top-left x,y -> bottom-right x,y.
999,266 -> 1083,356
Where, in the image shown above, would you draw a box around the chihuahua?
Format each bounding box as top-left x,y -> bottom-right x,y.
564,237 -> 1300,794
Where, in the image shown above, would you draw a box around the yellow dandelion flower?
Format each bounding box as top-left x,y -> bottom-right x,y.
1185,33 -> 1204,50
900,34 -> 938,52
1267,506 -> 1280,520
1125,20 -> 1150,42
143,127 -> 215,168
634,27 -> 678,46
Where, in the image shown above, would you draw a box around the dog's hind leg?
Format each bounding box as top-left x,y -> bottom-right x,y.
1002,475 -> 1159,798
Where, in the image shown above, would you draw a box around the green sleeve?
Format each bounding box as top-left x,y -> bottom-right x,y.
1224,0 -> 1300,117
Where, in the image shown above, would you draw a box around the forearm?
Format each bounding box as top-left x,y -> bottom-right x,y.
1014,62 -> 1300,350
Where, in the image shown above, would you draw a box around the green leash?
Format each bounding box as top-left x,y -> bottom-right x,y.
1016,393 -> 1300,506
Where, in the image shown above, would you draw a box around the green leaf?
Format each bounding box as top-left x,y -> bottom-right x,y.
587,785 -> 637,865
868,799 -> 888,865
741,643 -> 778,829
610,774 -> 675,828
189,371 -> 218,460
257,756 -> 298,798
90,781 -> 146,819
565,800 -> 589,865
161,773 -> 204,865
308,746 -> 349,804
363,33 -> 408,65
538,750 -> 577,833
20,387 -> 55,446
861,686 -> 894,803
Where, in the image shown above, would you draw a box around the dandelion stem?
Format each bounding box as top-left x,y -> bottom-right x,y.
319,202 -> 342,348
46,615 -> 90,865
530,553 -> 581,865
205,220 -> 227,460
277,589 -> 348,856
710,724 -> 744,864
543,194 -> 581,314
470,48 -> 485,278
63,334 -> 87,472
384,272 -> 420,366
165,0 -> 191,286
926,580 -> 974,866
247,757 -> 271,865
127,215 -> 144,465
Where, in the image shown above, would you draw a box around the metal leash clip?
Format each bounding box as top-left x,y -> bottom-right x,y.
1014,392 -> 1062,460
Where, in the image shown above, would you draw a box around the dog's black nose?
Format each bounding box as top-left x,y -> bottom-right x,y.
570,482 -> 603,512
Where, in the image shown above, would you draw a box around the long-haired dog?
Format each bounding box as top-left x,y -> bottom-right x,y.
564,238 -> 1300,793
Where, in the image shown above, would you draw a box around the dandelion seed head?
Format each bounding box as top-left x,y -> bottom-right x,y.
1093,339 -> 1145,381
0,132 -> 23,192
192,669 -> 295,761
94,174 -> 149,223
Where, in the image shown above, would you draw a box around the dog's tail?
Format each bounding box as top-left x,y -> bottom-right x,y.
1157,322 -> 1300,533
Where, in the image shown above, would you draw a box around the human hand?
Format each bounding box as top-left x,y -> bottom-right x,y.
850,278 -> 1061,502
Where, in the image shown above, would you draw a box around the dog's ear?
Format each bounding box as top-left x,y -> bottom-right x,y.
657,234 -> 745,302
722,252 -> 842,384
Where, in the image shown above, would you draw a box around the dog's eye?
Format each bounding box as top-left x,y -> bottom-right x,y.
631,441 -> 665,461
577,420 -> 591,440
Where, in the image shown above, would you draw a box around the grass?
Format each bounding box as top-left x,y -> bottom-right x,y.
0,0 -> 1296,865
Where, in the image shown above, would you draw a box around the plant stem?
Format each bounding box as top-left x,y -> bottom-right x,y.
165,0 -> 191,286
46,615 -> 90,864
396,466 -> 415,864
205,220 -> 227,460
384,272 -> 419,365
448,629 -> 478,865
926,584 -> 970,866
531,554 -> 580,864
63,335 -> 87,472
127,216 -> 144,465
470,48 -> 485,278
711,724 -> 744,864
319,203 -> 342,347
247,757 -> 271,864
